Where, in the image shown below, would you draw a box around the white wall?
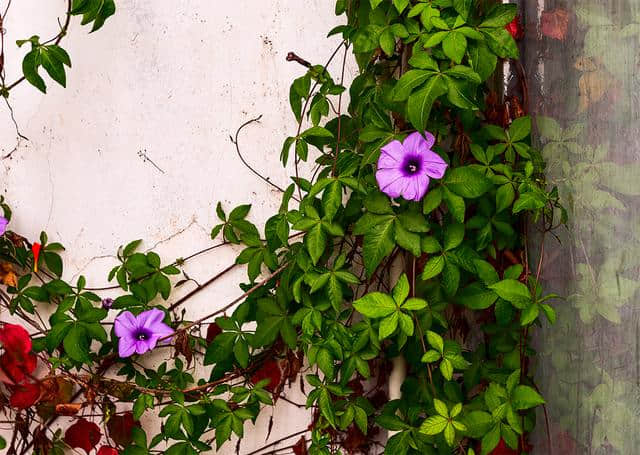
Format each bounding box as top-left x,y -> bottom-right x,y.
0,1 -> 354,452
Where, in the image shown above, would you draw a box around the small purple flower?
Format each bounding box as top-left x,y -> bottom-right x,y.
101,298 -> 114,310
0,217 -> 8,236
114,308 -> 174,358
376,131 -> 448,201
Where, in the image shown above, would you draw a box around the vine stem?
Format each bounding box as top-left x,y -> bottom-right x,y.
330,43 -> 350,177
4,0 -> 72,92
242,429 -> 308,455
159,262 -> 289,341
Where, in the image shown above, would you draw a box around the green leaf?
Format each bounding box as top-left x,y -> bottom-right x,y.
362,217 -> 395,277
393,0 -> 409,13
509,116 -> 531,142
395,222 -> 421,257
392,274 -> 410,304
353,292 -> 396,318
434,398 -> 448,417
453,0 -> 473,20
511,385 -> 545,410
421,255 -> 445,280
444,223 -> 465,251
322,180 -> 342,221
496,184 -> 515,213
22,50 -> 46,93
426,330 -> 444,353
488,279 -> 530,307
481,3 -> 517,28
442,32 -> 467,64
407,76 -> 447,132
379,312 -> 399,339
445,166 -> 492,198
419,415 -> 448,435
64,324 -> 90,362
305,224 -> 326,265
393,70 -> 433,101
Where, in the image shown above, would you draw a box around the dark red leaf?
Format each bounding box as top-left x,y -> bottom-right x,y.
0,351 -> 37,385
64,418 -> 102,454
107,411 -> 140,447
505,16 -> 524,40
9,382 -> 41,409
0,323 -> 32,358
292,436 -> 308,455
97,446 -> 119,455
489,439 -> 518,455
206,323 -> 222,343
250,359 -> 282,393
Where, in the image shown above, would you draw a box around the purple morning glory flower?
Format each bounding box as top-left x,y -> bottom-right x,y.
114,308 -> 174,358
375,131 -> 448,202
0,217 -> 8,236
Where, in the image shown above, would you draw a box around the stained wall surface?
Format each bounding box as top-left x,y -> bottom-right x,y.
0,1 -> 353,453
525,1 -> 640,453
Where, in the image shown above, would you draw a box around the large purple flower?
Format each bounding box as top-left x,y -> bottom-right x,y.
0,217 -> 8,236
114,308 -> 174,358
376,131 -> 448,201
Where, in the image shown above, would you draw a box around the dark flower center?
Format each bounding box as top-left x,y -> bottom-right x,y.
134,329 -> 151,341
404,157 -> 421,175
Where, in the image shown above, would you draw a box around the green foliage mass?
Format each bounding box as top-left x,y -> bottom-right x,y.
0,1 -> 566,454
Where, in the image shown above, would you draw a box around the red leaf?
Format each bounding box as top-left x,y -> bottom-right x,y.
9,382 -> 41,409
97,446 -> 119,455
292,436 -> 308,455
107,411 -> 140,447
0,323 -> 32,358
0,352 -> 37,385
206,323 -> 222,343
489,439 -> 518,455
250,359 -> 282,393
505,16 -> 524,40
64,418 -> 102,454
541,8 -> 569,41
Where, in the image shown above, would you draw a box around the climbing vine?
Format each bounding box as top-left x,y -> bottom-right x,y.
0,1 -> 564,455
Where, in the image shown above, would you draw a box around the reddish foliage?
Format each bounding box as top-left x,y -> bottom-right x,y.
206,323 -> 222,343
64,418 -> 102,454
107,411 -> 140,447
0,323 -> 32,358
31,243 -> 42,272
489,439 -> 518,455
292,436 -> 308,455
0,323 -> 38,390
505,16 -> 524,40
9,382 -> 41,408
341,425 -> 368,453
97,446 -> 119,455
541,8 -> 569,41
250,359 -> 282,392
0,352 -> 37,385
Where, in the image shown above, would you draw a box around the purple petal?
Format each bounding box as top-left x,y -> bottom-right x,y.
139,308 -> 165,330
135,339 -> 153,355
376,169 -> 407,199
378,140 -> 406,169
401,175 -> 430,201
421,150 -> 448,179
114,311 -> 138,337
403,131 -> 436,154
0,217 -> 8,236
153,323 -> 174,343
118,336 -> 137,358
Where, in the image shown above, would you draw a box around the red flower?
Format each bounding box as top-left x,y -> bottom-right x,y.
506,16 -> 524,40
541,8 -> 569,41
64,418 -> 102,454
32,243 -> 42,273
97,447 -> 119,455
9,382 -> 41,408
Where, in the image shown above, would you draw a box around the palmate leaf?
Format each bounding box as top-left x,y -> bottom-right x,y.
407,76 -> 447,132
71,0 -> 117,32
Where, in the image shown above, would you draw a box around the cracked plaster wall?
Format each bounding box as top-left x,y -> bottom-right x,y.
0,0 -> 356,452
